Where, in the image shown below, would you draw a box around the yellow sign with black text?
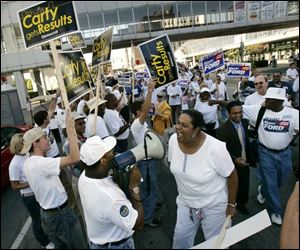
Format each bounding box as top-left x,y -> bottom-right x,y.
68,32 -> 86,49
18,1 -> 79,49
92,27 -> 113,67
138,34 -> 178,88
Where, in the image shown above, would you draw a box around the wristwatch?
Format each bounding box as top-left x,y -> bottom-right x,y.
131,187 -> 140,194
227,203 -> 237,208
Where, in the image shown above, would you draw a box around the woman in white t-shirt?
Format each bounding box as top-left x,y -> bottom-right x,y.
168,110 -> 238,249
8,134 -> 54,249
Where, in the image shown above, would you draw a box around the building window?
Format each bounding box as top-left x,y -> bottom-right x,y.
163,3 -> 177,29
220,1 -> 233,23
207,1 -> 220,25
148,4 -> 163,31
88,12 -> 103,29
133,6 -> 149,33
192,1 -> 206,26
177,2 -> 192,28
78,14 -> 89,29
103,9 -> 119,27
118,8 -> 135,35
288,1 -> 299,15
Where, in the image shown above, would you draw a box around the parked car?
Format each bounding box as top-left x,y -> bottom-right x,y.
1,124 -> 33,191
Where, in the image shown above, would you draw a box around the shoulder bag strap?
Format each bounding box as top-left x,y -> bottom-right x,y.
255,106 -> 267,133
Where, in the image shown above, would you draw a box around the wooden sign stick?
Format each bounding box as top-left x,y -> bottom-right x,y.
92,64 -> 101,136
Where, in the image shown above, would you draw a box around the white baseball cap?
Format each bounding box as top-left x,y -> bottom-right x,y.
80,135 -> 116,166
72,112 -> 86,121
86,97 -> 107,112
200,87 -> 211,93
21,127 -> 45,154
264,87 -> 287,101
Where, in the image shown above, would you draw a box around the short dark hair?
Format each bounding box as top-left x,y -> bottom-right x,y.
130,101 -> 143,116
226,101 -> 242,113
273,71 -> 282,75
33,110 -> 48,126
181,110 -> 204,130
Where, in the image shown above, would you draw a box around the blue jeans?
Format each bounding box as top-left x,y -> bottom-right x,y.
41,205 -> 87,249
22,195 -> 50,247
137,159 -> 158,224
258,145 -> 292,215
89,237 -> 135,249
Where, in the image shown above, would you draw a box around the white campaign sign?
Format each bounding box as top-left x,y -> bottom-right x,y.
190,209 -> 271,249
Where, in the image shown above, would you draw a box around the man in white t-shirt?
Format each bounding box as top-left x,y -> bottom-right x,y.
130,80 -> 162,228
204,74 -> 214,91
104,94 -> 131,153
78,136 -> 144,249
22,110 -> 87,249
212,75 -> 228,122
167,81 -> 182,125
85,97 -> 109,139
33,89 -> 61,158
242,87 -> 299,226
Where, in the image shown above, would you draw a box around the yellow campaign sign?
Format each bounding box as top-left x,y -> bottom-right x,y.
68,32 -> 86,49
92,27 -> 113,67
138,34 -> 179,88
18,1 -> 79,49
57,51 -> 93,103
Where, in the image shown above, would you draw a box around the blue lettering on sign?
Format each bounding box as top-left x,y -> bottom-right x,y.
263,118 -> 290,132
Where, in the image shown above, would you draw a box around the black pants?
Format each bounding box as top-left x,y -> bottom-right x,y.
236,166 -> 250,205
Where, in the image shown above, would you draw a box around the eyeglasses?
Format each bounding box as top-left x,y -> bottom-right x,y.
255,82 -> 264,85
157,95 -> 163,98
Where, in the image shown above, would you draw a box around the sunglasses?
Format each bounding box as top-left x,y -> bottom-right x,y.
255,82 -> 264,85
157,95 -> 164,98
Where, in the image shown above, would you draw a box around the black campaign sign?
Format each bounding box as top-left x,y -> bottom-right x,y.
18,1 -> 79,49
138,34 -> 178,88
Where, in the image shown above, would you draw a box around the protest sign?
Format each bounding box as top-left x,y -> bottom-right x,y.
226,63 -> 251,78
68,31 -> 86,49
91,27 -> 113,67
57,51 -> 93,103
138,34 -> 178,88
201,49 -> 225,75
18,1 -> 79,49
190,209 -> 271,249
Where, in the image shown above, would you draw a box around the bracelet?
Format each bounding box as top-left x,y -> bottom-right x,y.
227,203 -> 237,208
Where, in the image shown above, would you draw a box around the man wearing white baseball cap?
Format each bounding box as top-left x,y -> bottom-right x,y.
242,87 -> 299,225
78,135 -> 144,249
22,110 -> 87,249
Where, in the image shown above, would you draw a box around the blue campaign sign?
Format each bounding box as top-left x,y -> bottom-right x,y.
201,50 -> 224,75
226,63 -> 252,78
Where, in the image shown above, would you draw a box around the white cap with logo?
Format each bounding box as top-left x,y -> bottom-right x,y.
80,135 -> 116,166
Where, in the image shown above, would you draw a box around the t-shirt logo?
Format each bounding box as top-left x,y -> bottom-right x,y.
263,118 -> 290,132
120,205 -> 129,217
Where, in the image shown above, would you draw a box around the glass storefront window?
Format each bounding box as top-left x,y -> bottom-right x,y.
220,1 -> 233,23
88,12 -> 103,29
163,3 -> 177,29
207,1 -> 220,25
192,1 -> 206,26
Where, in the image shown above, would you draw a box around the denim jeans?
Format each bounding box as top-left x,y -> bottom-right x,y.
137,159 -> 158,224
41,205 -> 87,249
258,145 -> 292,215
89,237 -> 135,249
22,195 -> 50,247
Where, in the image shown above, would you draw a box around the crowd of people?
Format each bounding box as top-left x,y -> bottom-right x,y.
8,60 -> 299,249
